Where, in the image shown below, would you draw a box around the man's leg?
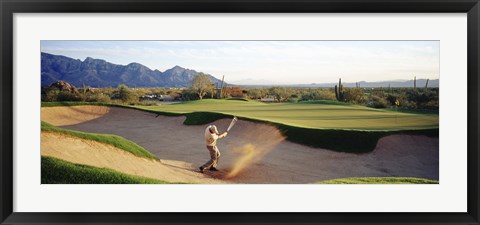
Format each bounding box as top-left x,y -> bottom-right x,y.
212,146 -> 221,168
201,146 -> 218,170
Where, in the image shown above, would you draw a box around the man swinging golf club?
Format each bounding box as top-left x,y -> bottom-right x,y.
199,117 -> 237,173
199,125 -> 227,173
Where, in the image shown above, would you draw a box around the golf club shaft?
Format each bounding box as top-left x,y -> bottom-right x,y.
227,117 -> 237,132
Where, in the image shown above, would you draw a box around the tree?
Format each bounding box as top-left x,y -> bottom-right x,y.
406,89 -> 437,109
246,88 -> 267,100
269,87 -> 291,102
181,89 -> 199,101
116,84 -> 137,103
300,88 -> 336,101
343,88 -> 365,104
191,73 -> 213,100
366,95 -> 389,108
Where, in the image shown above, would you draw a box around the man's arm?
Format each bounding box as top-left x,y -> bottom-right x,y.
218,132 -> 228,139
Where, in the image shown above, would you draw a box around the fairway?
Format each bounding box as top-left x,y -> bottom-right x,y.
138,100 -> 438,131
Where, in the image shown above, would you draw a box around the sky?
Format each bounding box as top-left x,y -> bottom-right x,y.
41,41 -> 439,85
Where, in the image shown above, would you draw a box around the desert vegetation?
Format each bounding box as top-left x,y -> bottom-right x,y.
42,76 -> 439,112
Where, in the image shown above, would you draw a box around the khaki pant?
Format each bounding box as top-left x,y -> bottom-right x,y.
202,145 -> 221,169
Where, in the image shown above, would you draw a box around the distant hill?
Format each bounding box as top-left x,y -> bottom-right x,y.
41,52 -> 225,88
239,79 -> 439,88
289,79 -> 439,88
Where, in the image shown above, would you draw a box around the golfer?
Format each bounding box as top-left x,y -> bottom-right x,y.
199,125 -> 228,173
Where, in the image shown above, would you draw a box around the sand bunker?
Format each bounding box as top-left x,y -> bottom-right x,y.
41,132 -> 226,184
41,105 -> 439,184
42,105 -> 110,126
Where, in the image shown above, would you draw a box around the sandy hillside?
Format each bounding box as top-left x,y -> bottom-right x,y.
41,105 -> 439,184
42,105 -> 110,126
42,132 -> 227,184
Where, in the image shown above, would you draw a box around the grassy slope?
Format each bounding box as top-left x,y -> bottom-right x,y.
138,99 -> 439,131
315,177 -> 439,184
42,121 -> 158,160
41,123 -> 169,184
42,100 -> 438,131
42,100 -> 438,152
42,156 -> 169,184
278,126 -> 437,153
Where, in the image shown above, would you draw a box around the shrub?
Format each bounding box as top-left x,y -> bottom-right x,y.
300,89 -> 336,101
407,89 -> 438,109
386,94 -> 398,106
181,89 -> 200,101
112,85 -> 138,104
86,92 -> 111,103
247,88 -> 268,100
43,89 -> 60,102
367,95 -> 389,108
343,88 -> 365,104
269,87 -> 292,102
56,91 -> 83,101
424,100 -> 439,110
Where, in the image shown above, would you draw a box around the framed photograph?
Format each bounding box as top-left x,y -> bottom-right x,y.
1,0 -> 479,224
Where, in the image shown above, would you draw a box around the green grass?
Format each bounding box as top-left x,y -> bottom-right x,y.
137,99 -> 438,131
278,125 -> 437,153
42,156 -> 169,184
382,107 -> 439,115
45,100 -> 438,131
314,177 -> 439,184
296,100 -> 354,106
226,97 -> 251,102
42,121 -> 158,160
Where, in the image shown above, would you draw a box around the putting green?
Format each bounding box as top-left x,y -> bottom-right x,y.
138,100 -> 438,131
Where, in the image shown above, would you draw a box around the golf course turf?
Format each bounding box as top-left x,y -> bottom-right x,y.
42,100 -> 438,152
138,99 -> 438,131
42,156 -> 169,184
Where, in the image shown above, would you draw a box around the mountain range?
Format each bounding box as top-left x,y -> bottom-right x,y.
235,79 -> 439,88
41,52 -> 225,88
42,52 -> 439,88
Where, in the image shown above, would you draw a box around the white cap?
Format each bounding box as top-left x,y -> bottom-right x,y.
209,125 -> 219,134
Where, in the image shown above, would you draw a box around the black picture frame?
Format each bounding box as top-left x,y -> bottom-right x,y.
1,0 -> 479,224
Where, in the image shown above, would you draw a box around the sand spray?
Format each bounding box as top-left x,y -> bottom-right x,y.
225,124 -> 285,178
